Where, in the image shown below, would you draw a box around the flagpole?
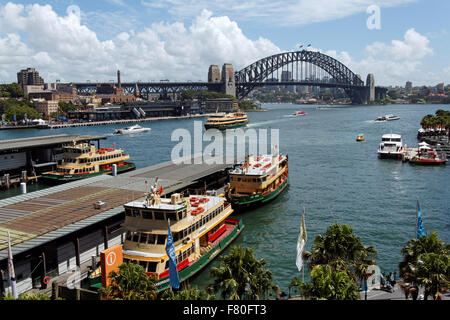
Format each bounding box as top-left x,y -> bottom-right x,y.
416,199 -> 418,239
302,208 -> 305,283
7,232 -> 18,299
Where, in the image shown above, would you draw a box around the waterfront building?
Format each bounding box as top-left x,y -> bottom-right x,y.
17,68 -> 44,89
23,85 -> 45,98
32,98 -> 60,117
405,81 -> 412,94
204,98 -> 239,114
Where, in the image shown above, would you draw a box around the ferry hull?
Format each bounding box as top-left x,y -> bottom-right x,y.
155,219 -> 244,292
204,122 -> 248,130
409,158 -> 446,165
378,152 -> 403,160
228,176 -> 289,208
41,162 -> 136,182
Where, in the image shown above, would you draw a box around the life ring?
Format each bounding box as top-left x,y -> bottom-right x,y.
43,276 -> 50,285
200,198 -> 210,203
190,197 -> 199,202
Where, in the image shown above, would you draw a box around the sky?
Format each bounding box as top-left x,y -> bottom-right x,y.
0,0 -> 449,87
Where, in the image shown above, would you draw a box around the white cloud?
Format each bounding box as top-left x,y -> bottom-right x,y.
141,0 -> 416,26
0,4 -> 280,83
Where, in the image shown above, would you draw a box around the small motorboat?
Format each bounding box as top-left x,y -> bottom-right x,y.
409,143 -> 447,165
292,111 -> 307,116
356,134 -> 365,142
114,124 -> 151,135
375,114 -> 400,121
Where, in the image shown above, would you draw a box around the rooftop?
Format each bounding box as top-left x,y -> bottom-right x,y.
0,134 -> 107,153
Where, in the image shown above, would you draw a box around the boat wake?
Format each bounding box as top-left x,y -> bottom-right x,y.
247,117 -> 295,128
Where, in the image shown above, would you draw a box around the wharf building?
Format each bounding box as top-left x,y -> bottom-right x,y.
0,157 -> 233,296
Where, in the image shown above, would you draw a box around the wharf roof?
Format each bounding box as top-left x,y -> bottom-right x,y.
0,134 -> 107,152
0,154 -> 235,261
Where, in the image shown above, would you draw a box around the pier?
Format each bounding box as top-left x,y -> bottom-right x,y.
0,135 -> 106,190
0,156 -> 237,295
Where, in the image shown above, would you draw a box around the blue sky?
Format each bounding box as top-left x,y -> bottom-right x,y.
0,0 -> 449,86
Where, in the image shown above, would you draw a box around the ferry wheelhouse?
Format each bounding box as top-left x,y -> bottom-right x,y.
378,134 -> 404,159
41,142 -> 135,182
204,112 -> 249,130
227,153 -> 289,208
120,180 -> 243,292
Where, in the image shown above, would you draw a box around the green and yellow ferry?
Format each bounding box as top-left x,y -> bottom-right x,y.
204,112 -> 248,130
89,180 -> 244,292
227,153 -> 289,208
41,142 -> 135,182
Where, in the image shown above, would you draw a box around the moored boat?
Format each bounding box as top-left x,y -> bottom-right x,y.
378,134 -> 404,159
409,142 -> 447,165
204,112 -> 248,130
226,152 -> 289,208
41,142 -> 135,182
89,180 -> 244,292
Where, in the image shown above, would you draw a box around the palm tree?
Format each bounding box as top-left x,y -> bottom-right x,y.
209,245 -> 275,300
99,262 -> 158,300
415,252 -> 449,300
399,232 -> 449,300
292,265 -> 359,300
304,223 -> 377,279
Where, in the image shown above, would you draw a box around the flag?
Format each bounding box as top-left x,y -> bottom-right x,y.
296,210 -> 307,272
158,185 -> 163,195
7,232 -> 18,298
165,219 -> 180,289
416,200 -> 426,239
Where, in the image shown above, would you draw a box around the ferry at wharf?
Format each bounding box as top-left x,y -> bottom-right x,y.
89,179 -> 244,291
204,111 -> 249,130
226,152 -> 289,208
41,141 -> 135,182
378,134 -> 404,160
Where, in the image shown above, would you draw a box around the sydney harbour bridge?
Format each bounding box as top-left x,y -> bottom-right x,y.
73,50 -> 387,104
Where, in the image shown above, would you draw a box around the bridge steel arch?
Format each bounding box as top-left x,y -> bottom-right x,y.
235,50 -> 365,101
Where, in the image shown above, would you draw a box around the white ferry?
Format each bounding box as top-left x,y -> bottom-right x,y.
114,124 -> 151,135
378,134 -> 404,159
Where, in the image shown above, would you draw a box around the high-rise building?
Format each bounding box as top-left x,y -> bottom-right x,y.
405,81 -> 412,93
17,68 -> 44,88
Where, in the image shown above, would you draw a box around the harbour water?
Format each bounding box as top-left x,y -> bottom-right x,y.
0,103 -> 448,293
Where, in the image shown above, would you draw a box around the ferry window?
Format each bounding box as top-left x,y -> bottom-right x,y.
142,210 -> 152,219
126,231 -> 132,240
140,233 -> 148,244
139,261 -> 148,271
148,262 -> 157,273
167,212 -> 177,221
132,209 -> 140,217
237,178 -> 241,182
165,260 -> 169,270
195,222 -> 199,230
173,232 -> 179,242
182,251 -> 187,261
183,229 -> 187,238
147,234 -> 156,245
201,217 -> 206,226
253,178 -> 257,182
177,211 -> 183,220
157,235 -> 166,245
132,232 -> 139,242
187,226 -> 192,235
154,211 -> 164,220
125,208 -> 132,216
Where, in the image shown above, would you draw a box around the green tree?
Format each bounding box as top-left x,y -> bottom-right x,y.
304,223 -> 377,278
5,104 -> 41,121
398,232 -> 449,300
99,262 -> 158,300
2,292 -> 54,300
291,265 -> 360,300
6,83 -> 24,98
209,246 -> 276,300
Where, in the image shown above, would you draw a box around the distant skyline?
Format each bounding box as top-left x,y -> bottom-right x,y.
0,0 -> 449,86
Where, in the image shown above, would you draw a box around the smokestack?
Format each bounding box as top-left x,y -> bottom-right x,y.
117,70 -> 121,89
